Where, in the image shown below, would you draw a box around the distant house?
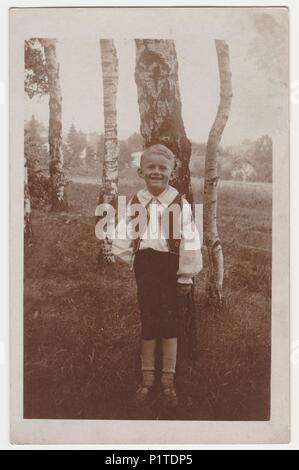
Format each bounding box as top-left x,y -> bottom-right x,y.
131,151 -> 142,168
231,159 -> 257,181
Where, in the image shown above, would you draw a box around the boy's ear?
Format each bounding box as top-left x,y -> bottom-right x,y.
137,167 -> 144,179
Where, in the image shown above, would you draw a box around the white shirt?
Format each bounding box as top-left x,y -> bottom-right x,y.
112,185 -> 203,284
138,186 -> 175,252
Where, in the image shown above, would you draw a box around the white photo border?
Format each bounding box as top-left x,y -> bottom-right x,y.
9,4 -> 290,445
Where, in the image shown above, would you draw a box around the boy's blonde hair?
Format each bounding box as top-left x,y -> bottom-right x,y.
140,144 -> 175,168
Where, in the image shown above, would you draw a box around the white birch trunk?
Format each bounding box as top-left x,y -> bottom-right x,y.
98,39 -> 119,264
203,40 -> 233,308
43,39 -> 68,211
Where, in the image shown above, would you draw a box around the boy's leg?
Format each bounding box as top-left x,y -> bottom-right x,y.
141,338 -> 156,388
136,339 -> 156,403
161,338 -> 178,406
134,250 -> 159,401
134,250 -> 160,340
158,253 -> 179,405
161,337 -> 177,386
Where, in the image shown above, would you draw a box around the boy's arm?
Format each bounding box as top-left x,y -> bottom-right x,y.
177,198 -> 203,284
111,199 -> 134,265
111,217 -> 133,264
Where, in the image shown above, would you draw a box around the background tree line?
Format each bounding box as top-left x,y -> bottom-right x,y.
191,135 -> 272,183
25,116 -> 143,181
26,113 -> 272,192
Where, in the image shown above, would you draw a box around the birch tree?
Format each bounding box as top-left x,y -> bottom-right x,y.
97,39 -> 119,264
42,39 -> 68,211
24,161 -> 33,244
134,39 -> 192,203
24,38 -> 47,242
203,40 -> 233,308
25,39 -> 48,98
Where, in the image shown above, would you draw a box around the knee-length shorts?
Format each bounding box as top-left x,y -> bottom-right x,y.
133,248 -> 179,340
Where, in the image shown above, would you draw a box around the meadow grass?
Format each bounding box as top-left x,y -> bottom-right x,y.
24,180 -> 271,420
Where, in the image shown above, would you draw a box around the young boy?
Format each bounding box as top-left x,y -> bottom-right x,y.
112,144 -> 202,406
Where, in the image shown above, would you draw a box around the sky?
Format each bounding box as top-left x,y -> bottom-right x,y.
24,8 -> 288,146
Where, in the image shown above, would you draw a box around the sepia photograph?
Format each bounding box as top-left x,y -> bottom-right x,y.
10,6 -> 290,444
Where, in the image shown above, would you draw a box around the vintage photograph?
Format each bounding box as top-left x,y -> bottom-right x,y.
19,7 -> 288,426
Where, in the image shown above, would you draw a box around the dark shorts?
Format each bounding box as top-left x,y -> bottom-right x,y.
133,249 -> 179,340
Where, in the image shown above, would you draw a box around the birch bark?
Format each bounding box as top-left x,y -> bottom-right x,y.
203,40 -> 233,307
97,39 -> 119,264
43,39 -> 68,211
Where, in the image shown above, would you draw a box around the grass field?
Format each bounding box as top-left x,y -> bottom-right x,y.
24,178 -> 272,420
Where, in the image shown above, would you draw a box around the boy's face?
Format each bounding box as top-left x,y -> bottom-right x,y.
138,153 -> 174,194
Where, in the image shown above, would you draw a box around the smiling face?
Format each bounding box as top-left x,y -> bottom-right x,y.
138,152 -> 174,195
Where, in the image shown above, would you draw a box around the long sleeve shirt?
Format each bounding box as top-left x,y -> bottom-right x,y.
111,185 -> 203,284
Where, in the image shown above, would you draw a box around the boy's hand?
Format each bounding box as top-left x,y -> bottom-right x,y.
177,283 -> 192,297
